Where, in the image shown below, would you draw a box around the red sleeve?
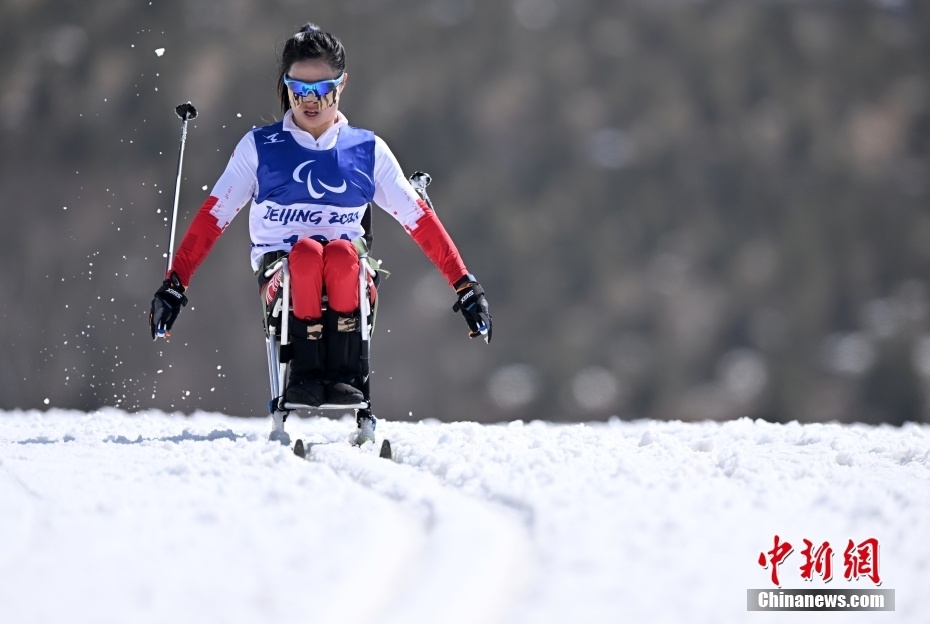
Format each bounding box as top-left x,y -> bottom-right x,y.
408,199 -> 468,287
168,196 -> 223,287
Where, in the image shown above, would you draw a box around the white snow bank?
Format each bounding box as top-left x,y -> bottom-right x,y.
0,409 -> 927,624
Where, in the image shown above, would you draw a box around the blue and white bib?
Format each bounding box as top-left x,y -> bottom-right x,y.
248,121 -> 376,264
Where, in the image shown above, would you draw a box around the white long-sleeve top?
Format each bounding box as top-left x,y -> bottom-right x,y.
170,110 -> 468,288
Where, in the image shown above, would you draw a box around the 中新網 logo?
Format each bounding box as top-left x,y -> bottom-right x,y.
758,535 -> 881,586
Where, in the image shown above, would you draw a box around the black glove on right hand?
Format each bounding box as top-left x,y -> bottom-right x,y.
453,275 -> 492,343
149,273 -> 188,340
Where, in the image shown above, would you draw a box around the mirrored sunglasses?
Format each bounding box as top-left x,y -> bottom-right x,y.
283,74 -> 345,99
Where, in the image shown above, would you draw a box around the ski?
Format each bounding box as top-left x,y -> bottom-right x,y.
291,437 -> 393,461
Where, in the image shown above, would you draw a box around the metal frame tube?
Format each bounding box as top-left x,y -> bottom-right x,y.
278,260 -> 291,403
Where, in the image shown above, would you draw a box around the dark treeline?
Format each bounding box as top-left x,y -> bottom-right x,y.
1,0 -> 928,425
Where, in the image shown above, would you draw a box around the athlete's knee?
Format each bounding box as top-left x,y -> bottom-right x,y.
291,237 -> 325,261
290,238 -> 325,276
323,239 -> 357,264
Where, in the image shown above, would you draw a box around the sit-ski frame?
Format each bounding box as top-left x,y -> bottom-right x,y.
263,252 -> 377,443
262,171 -> 433,448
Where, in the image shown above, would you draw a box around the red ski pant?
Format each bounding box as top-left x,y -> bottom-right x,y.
285,238 -> 373,321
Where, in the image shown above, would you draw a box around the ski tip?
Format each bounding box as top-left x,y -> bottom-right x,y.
379,439 -> 393,460
294,438 -> 306,459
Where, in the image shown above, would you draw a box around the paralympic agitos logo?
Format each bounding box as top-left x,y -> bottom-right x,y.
259,160 -> 357,226
292,160 -> 347,199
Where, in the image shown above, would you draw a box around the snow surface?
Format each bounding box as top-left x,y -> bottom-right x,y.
1,409 -> 928,624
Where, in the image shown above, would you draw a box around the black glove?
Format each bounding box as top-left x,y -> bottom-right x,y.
149,273 -> 188,340
453,274 -> 492,343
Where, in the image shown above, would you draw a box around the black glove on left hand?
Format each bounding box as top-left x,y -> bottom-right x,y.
149,273 -> 188,340
453,275 -> 492,343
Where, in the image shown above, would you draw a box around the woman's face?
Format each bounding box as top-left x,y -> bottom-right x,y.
286,59 -> 347,136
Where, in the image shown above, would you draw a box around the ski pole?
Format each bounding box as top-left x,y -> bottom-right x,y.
164,102 -> 198,276
410,171 -> 490,342
409,171 -> 434,210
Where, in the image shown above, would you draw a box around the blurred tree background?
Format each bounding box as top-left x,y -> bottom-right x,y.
1,0 -> 928,425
